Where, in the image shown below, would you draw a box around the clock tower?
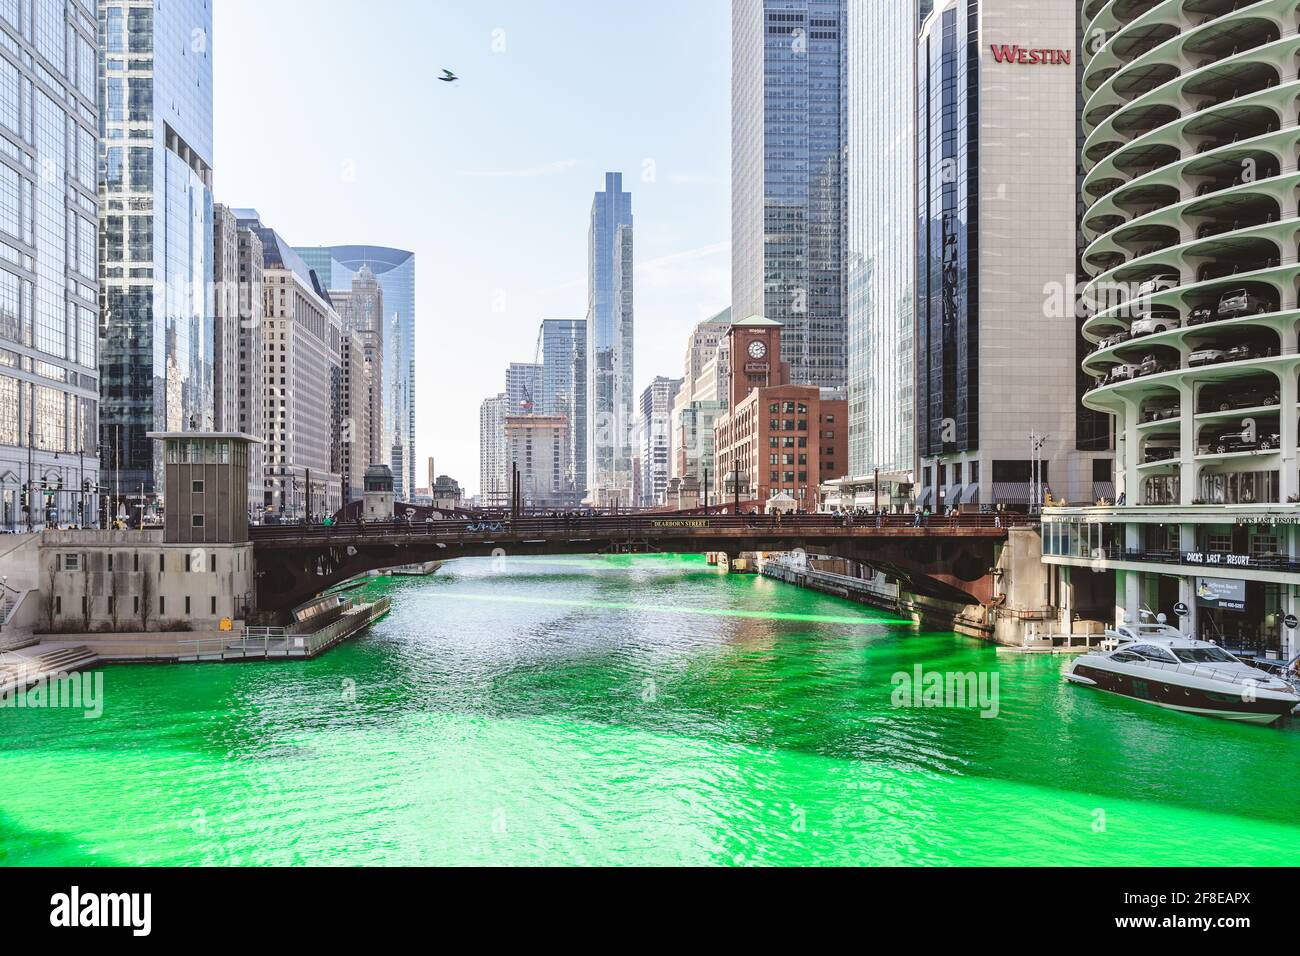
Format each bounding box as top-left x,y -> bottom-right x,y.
727,314 -> 787,407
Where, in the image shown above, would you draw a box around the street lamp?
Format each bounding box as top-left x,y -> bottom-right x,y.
1029,432 -> 1049,514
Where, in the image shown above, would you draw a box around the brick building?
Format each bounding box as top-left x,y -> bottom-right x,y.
713,316 -> 846,510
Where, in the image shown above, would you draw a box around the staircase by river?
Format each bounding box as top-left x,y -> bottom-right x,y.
0,644 -> 99,695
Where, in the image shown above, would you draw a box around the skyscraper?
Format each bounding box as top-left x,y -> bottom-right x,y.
238,211 -> 343,517
478,393 -> 508,507
845,0 -> 931,478
1042,0 -> 1299,658
212,204 -> 241,433
668,309 -> 731,505
539,318 -> 586,495
338,328 -> 371,503
234,222 -> 264,516
329,265 -> 385,472
0,1 -> 100,530
505,361 -> 542,416
99,0 -> 215,506
732,0 -> 847,390
505,415 -> 574,509
585,172 -> 634,508
914,0 -> 1103,510
639,376 -> 683,506
296,244 -> 416,498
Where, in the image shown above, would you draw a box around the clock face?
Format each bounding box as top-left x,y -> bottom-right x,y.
747,339 -> 768,359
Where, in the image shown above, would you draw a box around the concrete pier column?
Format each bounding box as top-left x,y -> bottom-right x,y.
1179,379 -> 1197,505
1179,523 -> 1199,638
1279,364 -> 1298,502
1282,585 -> 1298,660
1116,568 -> 1140,626
1177,574 -> 1199,639
1060,564 -> 1074,635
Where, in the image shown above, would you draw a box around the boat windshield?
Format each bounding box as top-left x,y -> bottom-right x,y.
1171,646 -> 1237,664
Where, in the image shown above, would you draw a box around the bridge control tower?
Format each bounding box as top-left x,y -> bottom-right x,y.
364,464 -> 395,520
149,432 -> 261,544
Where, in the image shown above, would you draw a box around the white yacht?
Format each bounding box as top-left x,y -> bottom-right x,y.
1102,615 -> 1184,650
1065,628 -> 1300,725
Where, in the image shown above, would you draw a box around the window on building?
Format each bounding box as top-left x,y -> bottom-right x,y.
192,514 -> 205,528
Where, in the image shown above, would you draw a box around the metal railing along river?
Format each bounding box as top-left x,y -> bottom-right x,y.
176,597 -> 391,662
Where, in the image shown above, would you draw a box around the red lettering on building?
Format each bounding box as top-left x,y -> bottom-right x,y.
990,44 -> 1071,65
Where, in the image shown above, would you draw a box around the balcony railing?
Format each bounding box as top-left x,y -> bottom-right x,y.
1056,544 -> 1300,573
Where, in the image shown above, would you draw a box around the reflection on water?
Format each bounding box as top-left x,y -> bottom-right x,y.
1,554 -> 1297,866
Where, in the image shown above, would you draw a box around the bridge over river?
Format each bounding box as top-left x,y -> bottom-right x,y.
250,513 -> 1023,616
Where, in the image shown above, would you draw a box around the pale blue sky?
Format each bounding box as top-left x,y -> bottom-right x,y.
214,0 -> 732,494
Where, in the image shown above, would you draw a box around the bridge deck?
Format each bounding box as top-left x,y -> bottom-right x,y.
249,513 -> 1030,614
249,513 -> 1021,548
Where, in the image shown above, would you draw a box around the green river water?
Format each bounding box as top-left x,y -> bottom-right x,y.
1,554 -> 1297,866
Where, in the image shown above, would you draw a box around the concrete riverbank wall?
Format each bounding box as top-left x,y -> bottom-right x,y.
760,526 -> 1056,646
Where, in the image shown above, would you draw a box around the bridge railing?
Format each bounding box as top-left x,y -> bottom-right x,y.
248,511 -> 1035,543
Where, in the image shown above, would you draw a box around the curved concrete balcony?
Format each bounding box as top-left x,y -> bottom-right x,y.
1084,75 -> 1300,196
1083,0 -> 1286,75
1080,254 -> 1300,336
1084,352 -> 1300,414
1083,206 -> 1300,284
1083,0 -> 1292,139
1082,313 -> 1297,372
1082,165 -> 1300,248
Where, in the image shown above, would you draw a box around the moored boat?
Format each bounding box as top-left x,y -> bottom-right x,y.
1064,631 -> 1300,725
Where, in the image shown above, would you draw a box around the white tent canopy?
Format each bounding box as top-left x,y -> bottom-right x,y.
765,491 -> 797,514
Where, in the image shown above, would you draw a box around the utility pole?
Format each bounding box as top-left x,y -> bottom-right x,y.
732,457 -> 740,516
1029,432 -> 1049,514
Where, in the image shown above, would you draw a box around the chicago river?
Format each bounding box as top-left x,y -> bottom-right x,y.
1,555 -> 1296,866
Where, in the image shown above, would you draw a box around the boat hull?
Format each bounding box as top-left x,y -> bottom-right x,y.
1067,661 -> 1296,726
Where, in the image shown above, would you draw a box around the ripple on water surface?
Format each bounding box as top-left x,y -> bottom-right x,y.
1,554 -> 1298,865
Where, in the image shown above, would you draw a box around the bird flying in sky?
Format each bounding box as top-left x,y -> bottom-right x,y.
438,69 -> 458,83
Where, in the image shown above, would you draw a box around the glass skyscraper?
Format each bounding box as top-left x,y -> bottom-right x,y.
0,1 -> 100,529
98,0 -> 214,506
916,0 -> 979,465
539,318 -> 586,496
845,0 -> 931,478
296,244 -> 416,499
732,0 -> 847,390
585,172 -> 633,506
